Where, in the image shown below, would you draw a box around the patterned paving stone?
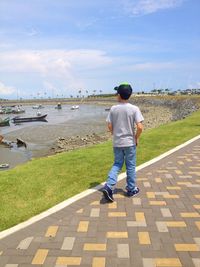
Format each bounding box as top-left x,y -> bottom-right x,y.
31,249 -> 48,264
1,137 -> 200,267
92,257 -> 106,267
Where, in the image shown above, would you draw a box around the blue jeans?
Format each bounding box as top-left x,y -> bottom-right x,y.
106,146 -> 136,192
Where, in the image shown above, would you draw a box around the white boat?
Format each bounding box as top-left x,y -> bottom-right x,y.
13,106 -> 25,114
0,163 -> 9,169
32,104 -> 44,109
71,105 -> 79,110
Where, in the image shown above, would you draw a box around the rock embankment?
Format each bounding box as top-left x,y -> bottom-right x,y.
129,97 -> 199,121
51,133 -> 110,153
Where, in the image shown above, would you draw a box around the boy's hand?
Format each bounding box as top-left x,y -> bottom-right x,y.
135,122 -> 143,146
135,136 -> 138,146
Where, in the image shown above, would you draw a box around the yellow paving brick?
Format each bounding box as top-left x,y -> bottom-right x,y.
146,192 -> 156,198
166,221 -> 186,227
92,257 -> 105,267
56,257 -> 81,265
195,195 -> 200,199
135,212 -> 145,222
155,178 -> 162,183
155,258 -> 182,267
77,221 -> 89,232
76,208 -> 83,213
195,221 -> 200,230
193,205 -> 200,209
83,243 -> 106,251
180,212 -> 200,218
32,249 -> 48,264
107,232 -> 128,238
163,194 -> 179,199
178,161 -> 184,165
175,170 -> 183,175
108,202 -> 117,209
138,232 -> 151,245
177,182 -> 191,185
90,201 -> 100,205
149,201 -> 166,206
175,244 -> 199,251
137,178 -> 148,181
108,212 -> 126,217
166,186 -> 181,190
114,194 -> 124,199
45,226 -> 58,237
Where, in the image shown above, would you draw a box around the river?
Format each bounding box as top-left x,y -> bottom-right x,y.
0,104 -> 109,170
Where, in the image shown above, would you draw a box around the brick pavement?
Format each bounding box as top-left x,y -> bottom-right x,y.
0,137 -> 200,267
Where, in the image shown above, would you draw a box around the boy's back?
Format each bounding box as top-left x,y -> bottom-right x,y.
107,102 -> 143,147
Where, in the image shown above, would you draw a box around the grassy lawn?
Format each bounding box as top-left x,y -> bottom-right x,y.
0,109 -> 200,231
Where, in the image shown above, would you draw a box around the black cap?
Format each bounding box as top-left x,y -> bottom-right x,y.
114,83 -> 132,100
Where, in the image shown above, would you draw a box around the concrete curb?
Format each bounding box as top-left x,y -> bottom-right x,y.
1,134 -> 200,240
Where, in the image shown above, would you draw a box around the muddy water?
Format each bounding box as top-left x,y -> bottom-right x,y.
0,104 -> 108,169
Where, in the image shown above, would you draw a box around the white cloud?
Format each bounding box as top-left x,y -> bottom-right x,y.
0,49 -> 112,95
122,0 -> 184,16
0,81 -> 16,95
0,49 -> 112,74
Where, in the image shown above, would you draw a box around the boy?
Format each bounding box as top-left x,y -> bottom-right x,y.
102,83 -> 144,202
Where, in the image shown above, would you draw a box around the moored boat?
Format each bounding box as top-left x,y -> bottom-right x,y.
55,103 -> 62,109
71,105 -> 79,110
0,163 -> 9,169
0,117 -> 10,127
12,114 -> 47,123
12,106 -> 25,114
32,104 -> 44,109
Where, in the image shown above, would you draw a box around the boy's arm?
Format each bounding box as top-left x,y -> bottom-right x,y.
107,122 -> 113,134
135,122 -> 143,146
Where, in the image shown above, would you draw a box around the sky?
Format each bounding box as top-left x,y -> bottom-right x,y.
0,0 -> 200,99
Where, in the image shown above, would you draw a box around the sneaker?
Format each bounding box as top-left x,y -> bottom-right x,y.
126,186 -> 140,197
102,184 -> 114,202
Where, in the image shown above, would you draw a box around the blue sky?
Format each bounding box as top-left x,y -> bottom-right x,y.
0,0 -> 199,99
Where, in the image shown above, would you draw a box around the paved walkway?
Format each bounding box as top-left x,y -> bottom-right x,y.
0,137 -> 200,267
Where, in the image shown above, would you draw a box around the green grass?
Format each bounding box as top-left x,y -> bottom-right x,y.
0,109 -> 200,231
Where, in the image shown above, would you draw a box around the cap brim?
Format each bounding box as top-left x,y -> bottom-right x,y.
114,86 -> 119,91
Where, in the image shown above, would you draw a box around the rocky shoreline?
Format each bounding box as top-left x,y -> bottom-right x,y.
0,96 -> 199,166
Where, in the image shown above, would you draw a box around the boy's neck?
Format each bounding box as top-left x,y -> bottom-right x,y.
118,95 -> 128,103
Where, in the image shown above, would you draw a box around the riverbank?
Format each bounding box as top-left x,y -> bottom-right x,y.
0,96 -> 199,168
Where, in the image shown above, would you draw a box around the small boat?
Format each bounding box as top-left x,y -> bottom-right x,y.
17,138 -> 27,148
71,105 -> 79,110
36,110 -> 41,116
0,163 -> 9,169
12,114 -> 47,123
0,117 -> 10,127
32,104 -> 44,109
55,103 -> 62,109
105,108 -> 111,111
12,106 -> 25,114
0,107 -> 12,114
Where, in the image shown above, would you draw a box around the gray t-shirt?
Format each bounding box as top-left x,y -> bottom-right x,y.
106,103 -> 144,147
